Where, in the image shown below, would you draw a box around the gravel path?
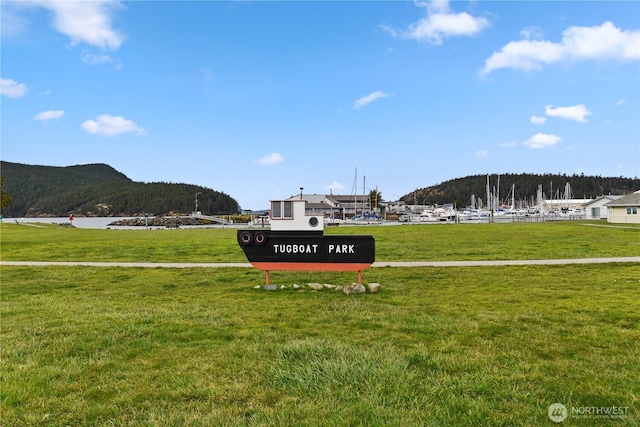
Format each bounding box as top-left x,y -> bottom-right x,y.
2,257 -> 639,268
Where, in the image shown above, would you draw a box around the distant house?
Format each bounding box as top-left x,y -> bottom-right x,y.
604,190 -> 640,224
293,194 -> 339,214
583,195 -> 624,220
329,194 -> 373,216
384,200 -> 407,214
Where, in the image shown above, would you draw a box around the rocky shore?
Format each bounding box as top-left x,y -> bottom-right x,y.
108,217 -> 214,228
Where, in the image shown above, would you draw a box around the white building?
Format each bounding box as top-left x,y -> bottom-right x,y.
286,194 -> 372,217
605,190 -> 640,224
583,195 -> 624,220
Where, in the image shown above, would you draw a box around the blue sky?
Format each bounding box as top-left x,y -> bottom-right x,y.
2,1 -> 639,210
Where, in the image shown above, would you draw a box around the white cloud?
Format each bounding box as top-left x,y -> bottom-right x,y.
482,21 -> 640,74
522,133 -> 561,149
563,21 -> 640,61
257,153 -> 284,166
385,0 -> 490,45
36,0 -> 125,50
82,51 -> 123,70
475,149 -> 488,158
34,110 -> 64,121
82,51 -> 111,64
326,181 -> 345,193
545,104 -> 591,122
482,39 -> 564,73
81,114 -> 145,137
616,99 -> 627,106
530,115 -> 547,124
353,91 -> 389,109
520,26 -> 544,40
500,141 -> 517,148
0,77 -> 27,98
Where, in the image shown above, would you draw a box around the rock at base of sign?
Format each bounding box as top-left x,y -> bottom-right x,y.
252,282 -> 379,293
366,283 -> 381,293
343,283 -> 366,294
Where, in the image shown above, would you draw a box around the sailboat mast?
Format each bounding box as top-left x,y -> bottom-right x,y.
486,175 -> 491,211
353,167 -> 358,216
497,175 -> 500,209
511,184 -> 515,210
363,175 -> 366,212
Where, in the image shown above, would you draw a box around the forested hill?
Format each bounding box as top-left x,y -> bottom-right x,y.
0,161 -> 241,217
402,173 -> 640,208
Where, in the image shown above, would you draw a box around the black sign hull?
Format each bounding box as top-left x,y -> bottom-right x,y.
237,230 -> 375,272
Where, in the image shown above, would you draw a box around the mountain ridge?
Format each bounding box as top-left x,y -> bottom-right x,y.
2,161 -> 639,216
0,161 -> 241,217
401,173 -> 640,208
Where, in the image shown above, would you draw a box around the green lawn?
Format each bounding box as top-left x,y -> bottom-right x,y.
1,221 -> 639,262
1,222 -> 639,426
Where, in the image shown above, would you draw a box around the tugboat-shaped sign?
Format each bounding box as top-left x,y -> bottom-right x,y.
237,197 -> 375,284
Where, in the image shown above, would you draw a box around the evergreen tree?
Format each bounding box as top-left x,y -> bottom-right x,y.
0,177 -> 12,212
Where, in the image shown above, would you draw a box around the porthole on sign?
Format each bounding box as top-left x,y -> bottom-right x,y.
239,231 -> 253,246
255,232 -> 267,245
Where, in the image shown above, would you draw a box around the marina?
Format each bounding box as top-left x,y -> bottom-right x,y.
3,208 -> 590,230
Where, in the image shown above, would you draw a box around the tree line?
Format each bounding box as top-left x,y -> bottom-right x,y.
402,173 -> 640,208
0,161 -> 241,217
3,162 -> 639,217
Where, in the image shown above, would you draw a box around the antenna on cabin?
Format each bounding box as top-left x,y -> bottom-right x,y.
299,187 -> 304,199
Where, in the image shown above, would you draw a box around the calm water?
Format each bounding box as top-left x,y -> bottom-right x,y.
2,217 -> 247,229
3,217 -> 137,229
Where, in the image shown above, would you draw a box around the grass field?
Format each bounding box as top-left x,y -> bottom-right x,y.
1,220 -> 639,262
1,221 -> 639,426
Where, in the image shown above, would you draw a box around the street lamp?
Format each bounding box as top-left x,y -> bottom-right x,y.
195,192 -> 202,216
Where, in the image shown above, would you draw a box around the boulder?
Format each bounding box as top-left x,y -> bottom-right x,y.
308,283 -> 324,291
367,283 -> 381,293
343,283 -> 366,294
